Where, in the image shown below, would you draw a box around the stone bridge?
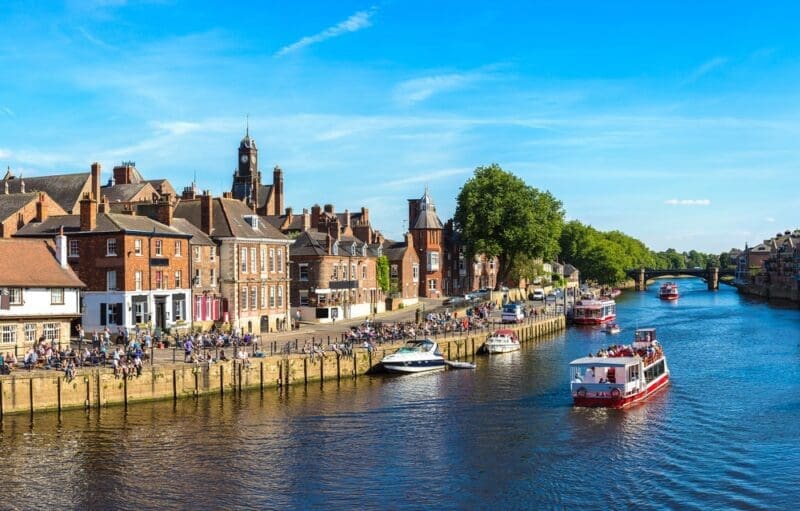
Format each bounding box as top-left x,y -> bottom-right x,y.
625,267 -> 735,291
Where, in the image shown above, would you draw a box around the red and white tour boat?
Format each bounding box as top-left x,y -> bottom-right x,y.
572,298 -> 616,325
658,282 -> 679,300
569,328 -> 670,408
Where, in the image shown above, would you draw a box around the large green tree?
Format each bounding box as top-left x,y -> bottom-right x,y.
454,164 -> 564,285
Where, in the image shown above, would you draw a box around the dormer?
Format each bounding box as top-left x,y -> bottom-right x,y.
244,215 -> 259,230
351,242 -> 357,255
361,245 -> 367,257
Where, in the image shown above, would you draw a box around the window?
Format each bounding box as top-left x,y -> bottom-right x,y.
68,239 -> 79,257
107,271 -> 117,291
24,323 -> 36,342
101,303 -> 122,326
299,289 -> 309,306
351,264 -> 356,281
250,248 -> 257,274
428,279 -> 437,290
277,285 -> 284,307
241,287 -> 248,310
155,270 -> 164,290
332,265 -> 338,281
241,248 -> 248,273
193,246 -> 201,262
9,288 -> 22,305
269,286 -> 275,308
489,259 -> 495,273
260,285 -> 267,309
43,323 -> 60,342
362,265 -> 367,280
106,238 -> 117,256
134,301 -> 147,324
174,270 -> 182,289
299,263 -> 309,281
174,299 -> 185,322
134,239 -> 142,256
134,271 -> 142,291
210,246 -> 216,261
194,269 -> 201,287
391,264 -> 398,278
175,240 -> 182,256
210,268 -> 216,287
412,264 -> 419,282
260,247 -> 267,273
155,239 -> 163,256
251,287 -> 257,310
269,248 -> 275,272
1,325 -> 15,345
277,249 -> 284,272
427,251 -> 439,272
51,288 -> 64,305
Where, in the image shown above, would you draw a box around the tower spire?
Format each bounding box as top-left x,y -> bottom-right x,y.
246,113 -> 249,137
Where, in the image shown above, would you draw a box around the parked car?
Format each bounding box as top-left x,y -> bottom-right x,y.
501,303 -> 525,323
530,288 -> 545,301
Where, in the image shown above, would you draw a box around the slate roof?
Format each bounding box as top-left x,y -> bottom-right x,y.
413,208 -> 443,229
290,230 -> 372,257
171,218 -> 215,246
381,239 -> 409,261
264,213 -> 306,232
1,173 -> 90,213
0,192 -> 39,223
15,213 -> 189,237
173,197 -> 287,241
0,239 -> 85,287
100,183 -> 153,203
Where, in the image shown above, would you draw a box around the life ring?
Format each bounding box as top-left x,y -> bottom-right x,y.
576,387 -> 587,398
610,388 -> 621,398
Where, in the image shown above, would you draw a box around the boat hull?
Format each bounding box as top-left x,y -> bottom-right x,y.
573,314 -> 616,325
572,372 -> 670,409
659,294 -> 679,301
484,343 -> 520,354
382,359 -> 446,373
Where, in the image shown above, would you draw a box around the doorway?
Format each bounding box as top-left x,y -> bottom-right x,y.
155,297 -> 167,331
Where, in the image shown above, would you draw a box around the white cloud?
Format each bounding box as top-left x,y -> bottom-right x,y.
664,199 -> 712,206
0,148 -> 11,159
683,57 -> 728,84
385,167 -> 470,187
765,217 -> 776,223
394,72 -> 486,106
77,26 -> 115,49
275,7 -> 376,57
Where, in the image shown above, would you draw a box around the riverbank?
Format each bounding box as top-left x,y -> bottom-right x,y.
0,315 -> 566,417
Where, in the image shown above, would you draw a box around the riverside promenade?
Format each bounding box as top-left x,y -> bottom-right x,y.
0,302 -> 565,417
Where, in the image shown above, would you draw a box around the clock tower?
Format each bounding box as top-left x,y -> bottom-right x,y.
231,126 -> 261,208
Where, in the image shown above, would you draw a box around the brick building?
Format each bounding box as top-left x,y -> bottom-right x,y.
15,194 -> 192,334
382,232 -> 420,306
101,162 -> 176,207
230,129 -> 284,216
0,236 -> 85,351
171,217 -> 222,331
442,219 -> 498,296
2,164 -> 100,215
0,191 -> 66,238
174,194 -> 291,334
408,188 -> 444,298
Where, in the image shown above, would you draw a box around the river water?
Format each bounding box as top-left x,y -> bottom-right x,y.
1,278 -> 798,510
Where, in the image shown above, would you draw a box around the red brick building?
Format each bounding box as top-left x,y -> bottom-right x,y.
382,232 -> 420,305
409,188 -> 444,298
0,192 -> 66,238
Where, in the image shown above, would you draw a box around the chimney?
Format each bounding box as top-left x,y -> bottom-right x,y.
156,194 -> 173,226
324,203 -> 334,215
98,195 -> 109,214
35,193 -> 48,222
79,193 -> 97,231
222,191 -> 233,199
273,165 -> 284,216
311,204 -> 321,228
121,204 -> 136,216
90,162 -> 101,201
405,231 -> 414,251
55,227 -> 67,268
408,199 -> 419,230
19,178 -> 25,193
344,209 -> 351,228
3,181 -> 7,194
200,192 -> 213,235
182,185 -> 197,200
302,208 -> 310,231
326,234 -> 334,255
361,207 -> 369,223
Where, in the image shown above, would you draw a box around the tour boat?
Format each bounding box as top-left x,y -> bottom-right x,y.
658,282 -> 679,300
569,328 -> 670,408
573,298 -> 617,325
483,329 -> 521,354
604,323 -> 621,335
381,339 -> 446,373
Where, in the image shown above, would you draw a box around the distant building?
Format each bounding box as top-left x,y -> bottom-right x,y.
0,191 -> 66,238
382,232 -> 420,307
230,129 -> 284,216
1,163 -> 100,215
409,188 -> 444,298
0,236 -> 85,351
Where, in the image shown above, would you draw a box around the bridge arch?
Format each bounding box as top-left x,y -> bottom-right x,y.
625,267 -> 734,291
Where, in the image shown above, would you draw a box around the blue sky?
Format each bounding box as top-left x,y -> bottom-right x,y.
1,1 -> 798,252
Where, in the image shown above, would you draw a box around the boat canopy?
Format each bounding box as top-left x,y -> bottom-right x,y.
569,356 -> 640,367
397,340 -> 436,353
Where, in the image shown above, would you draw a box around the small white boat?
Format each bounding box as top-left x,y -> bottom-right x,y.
604,323 -> 621,335
381,339 -> 446,373
484,329 -> 520,354
446,360 -> 476,370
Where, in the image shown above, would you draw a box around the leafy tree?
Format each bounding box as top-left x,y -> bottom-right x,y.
376,256 -> 390,292
454,164 -> 564,285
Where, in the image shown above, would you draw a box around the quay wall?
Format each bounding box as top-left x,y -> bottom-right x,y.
0,315 -> 566,417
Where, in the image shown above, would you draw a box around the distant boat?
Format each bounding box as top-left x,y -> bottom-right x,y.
604,323 -> 621,335
446,360 -> 476,370
573,299 -> 617,325
658,282 -> 679,301
484,329 -> 521,354
381,339 -> 445,373
570,328 -> 670,408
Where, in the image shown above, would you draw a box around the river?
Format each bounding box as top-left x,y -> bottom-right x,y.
1,278 -> 798,510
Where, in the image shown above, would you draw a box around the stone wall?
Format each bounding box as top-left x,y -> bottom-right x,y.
0,315 -> 566,417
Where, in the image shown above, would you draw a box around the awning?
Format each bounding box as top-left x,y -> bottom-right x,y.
314,288 -> 331,294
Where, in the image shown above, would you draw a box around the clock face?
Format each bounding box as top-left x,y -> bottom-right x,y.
240,154 -> 249,163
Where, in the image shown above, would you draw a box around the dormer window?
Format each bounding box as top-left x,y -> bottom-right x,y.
361,245 -> 367,257
351,242 -> 356,255
244,215 -> 259,229
332,243 -> 338,256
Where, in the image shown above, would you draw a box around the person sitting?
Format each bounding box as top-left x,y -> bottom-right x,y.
64,360 -> 76,382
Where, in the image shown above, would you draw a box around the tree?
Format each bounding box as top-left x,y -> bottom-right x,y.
454,164 -> 564,285
376,255 -> 390,293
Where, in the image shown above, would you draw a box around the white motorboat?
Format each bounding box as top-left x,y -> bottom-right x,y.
604,323 -> 621,335
381,339 -> 446,373
483,329 -> 520,354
